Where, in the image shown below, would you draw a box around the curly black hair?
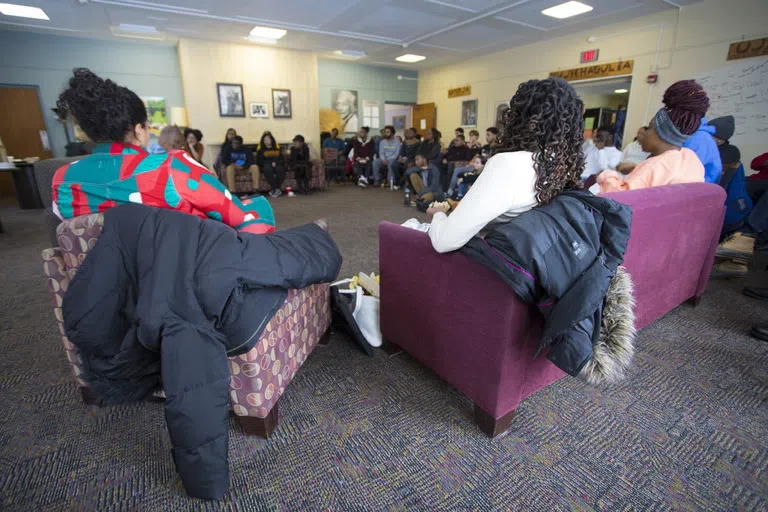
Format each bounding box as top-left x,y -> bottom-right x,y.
495,77 -> 585,205
56,68 -> 147,143
184,128 -> 203,143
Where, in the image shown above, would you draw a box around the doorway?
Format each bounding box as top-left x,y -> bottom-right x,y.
0,86 -> 52,197
384,102 -> 413,139
572,77 -> 631,148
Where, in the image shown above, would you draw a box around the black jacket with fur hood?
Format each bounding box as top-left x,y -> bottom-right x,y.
462,190 -> 635,383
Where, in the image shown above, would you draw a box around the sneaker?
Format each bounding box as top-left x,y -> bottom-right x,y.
358,176 -> 368,188
710,260 -> 748,279
269,189 -> 282,198
393,185 -> 400,191
743,286 -> 768,300
750,325 -> 768,342
716,233 -> 755,259
446,188 -> 454,199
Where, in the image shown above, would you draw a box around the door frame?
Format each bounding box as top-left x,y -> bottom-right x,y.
0,83 -> 57,155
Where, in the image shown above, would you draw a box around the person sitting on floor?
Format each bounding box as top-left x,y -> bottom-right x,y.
52,68 -> 274,234
408,153 -> 444,205
616,126 -> 650,174
290,134 -> 312,195
184,128 -> 205,165
597,80 -> 708,194
223,135 -> 258,193
372,125 -> 401,188
404,128 -> 442,183
454,154 -> 485,200
481,127 -> 499,160
257,132 -> 285,198
441,134 -> 471,190
426,77 -> 585,253
353,126 -> 375,188
467,129 -> 483,159
446,153 -> 484,199
397,128 -> 422,180
583,126 -> 622,184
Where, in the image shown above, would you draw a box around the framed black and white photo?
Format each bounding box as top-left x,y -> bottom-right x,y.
272,89 -> 292,119
217,83 -> 245,117
332,89 -> 359,133
461,99 -> 478,128
249,102 -> 269,119
495,100 -> 509,128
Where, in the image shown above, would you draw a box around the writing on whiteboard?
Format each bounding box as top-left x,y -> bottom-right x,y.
695,58 -> 768,147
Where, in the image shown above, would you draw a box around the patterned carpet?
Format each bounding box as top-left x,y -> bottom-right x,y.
1,188 -> 767,511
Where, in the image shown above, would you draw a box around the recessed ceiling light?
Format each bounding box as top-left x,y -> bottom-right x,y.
249,26 -> 286,39
0,3 -> 49,20
395,54 -> 426,63
338,49 -> 365,57
541,1 -> 593,19
119,24 -> 157,33
614,89 -> 628,94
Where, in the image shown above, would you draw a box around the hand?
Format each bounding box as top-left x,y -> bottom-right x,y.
426,204 -> 449,219
442,159 -> 447,164
272,162 -> 276,167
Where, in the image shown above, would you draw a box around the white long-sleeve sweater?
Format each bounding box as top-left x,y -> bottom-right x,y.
428,151 -> 538,254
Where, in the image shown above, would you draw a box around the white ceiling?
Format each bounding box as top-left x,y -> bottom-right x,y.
0,0 -> 702,69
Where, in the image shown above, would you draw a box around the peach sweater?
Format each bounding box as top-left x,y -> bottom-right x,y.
598,148 -> 704,193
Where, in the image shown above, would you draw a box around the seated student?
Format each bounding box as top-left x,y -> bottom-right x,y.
467,129 -> 483,159
677,83 -> 721,184
214,128 -> 237,178
616,126 -> 650,174
447,127 -> 464,148
710,115 -> 735,148
481,127 -> 499,160
453,154 -> 485,200
441,134 -> 471,190
353,126 -> 375,187
427,77 -> 585,253
408,154 -> 444,204
404,128 -> 441,182
223,136 -> 258,192
322,128 -> 347,165
582,126 -> 622,183
257,132 -> 285,198
184,128 -> 205,165
396,128 -> 422,186
749,152 -> 768,181
372,125 -> 401,188
597,80 -> 708,193
52,68 -> 274,234
290,134 -> 312,195
159,125 -> 185,153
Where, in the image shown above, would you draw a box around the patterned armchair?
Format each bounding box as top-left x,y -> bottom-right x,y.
42,213 -> 332,438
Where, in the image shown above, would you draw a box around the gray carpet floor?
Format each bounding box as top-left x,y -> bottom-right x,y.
1,187 -> 767,511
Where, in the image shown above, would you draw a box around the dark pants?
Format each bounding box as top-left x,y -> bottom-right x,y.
262,164 -> 285,191
293,163 -> 311,192
354,160 -> 372,179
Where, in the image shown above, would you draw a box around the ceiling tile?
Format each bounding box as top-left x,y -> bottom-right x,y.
421,24 -> 524,51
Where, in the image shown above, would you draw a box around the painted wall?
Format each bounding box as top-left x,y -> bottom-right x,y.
417,0 -> 767,165
317,60 -> 417,135
384,104 -> 413,138
0,31 -> 184,158
177,38 -> 319,166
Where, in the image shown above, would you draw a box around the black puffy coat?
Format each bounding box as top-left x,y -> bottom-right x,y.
462,191 -> 632,377
62,204 -> 342,500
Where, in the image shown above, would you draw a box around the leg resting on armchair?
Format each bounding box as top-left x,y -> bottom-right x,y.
238,403 -> 279,438
474,404 -> 515,438
79,386 -> 103,407
686,295 -> 702,307
318,327 -> 332,346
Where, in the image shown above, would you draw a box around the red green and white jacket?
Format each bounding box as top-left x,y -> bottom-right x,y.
52,143 -> 275,234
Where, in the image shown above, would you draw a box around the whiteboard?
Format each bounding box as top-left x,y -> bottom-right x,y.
695,57 -> 768,146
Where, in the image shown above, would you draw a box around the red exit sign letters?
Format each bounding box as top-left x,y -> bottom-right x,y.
580,49 -> 599,63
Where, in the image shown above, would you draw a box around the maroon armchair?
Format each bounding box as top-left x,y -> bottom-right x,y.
379,183 -> 726,438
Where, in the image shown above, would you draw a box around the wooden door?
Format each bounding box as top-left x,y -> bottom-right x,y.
412,102 -> 437,138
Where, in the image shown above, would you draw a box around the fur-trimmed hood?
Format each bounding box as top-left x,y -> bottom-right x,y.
579,266 -> 636,385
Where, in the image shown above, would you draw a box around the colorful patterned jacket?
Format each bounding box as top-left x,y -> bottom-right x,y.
52,143 -> 275,234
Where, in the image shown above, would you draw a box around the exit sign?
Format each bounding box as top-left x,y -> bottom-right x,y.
581,49 -> 599,63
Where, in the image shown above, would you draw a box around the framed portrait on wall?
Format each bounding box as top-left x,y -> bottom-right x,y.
249,102 -> 269,119
217,83 -> 245,117
332,89 -> 359,132
495,100 -> 509,128
272,89 -> 292,118
461,99 -> 478,128
393,115 -> 406,131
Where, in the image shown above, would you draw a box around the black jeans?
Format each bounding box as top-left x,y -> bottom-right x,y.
293,163 -> 311,192
262,164 -> 285,192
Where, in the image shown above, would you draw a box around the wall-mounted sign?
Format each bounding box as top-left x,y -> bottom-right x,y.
448,85 -> 471,98
580,49 -> 599,63
549,59 -> 634,82
727,37 -> 768,61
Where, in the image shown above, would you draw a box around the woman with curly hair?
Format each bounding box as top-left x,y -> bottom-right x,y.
183,127 -> 204,164
597,80 -> 707,193
52,68 -> 274,234
427,77 -> 585,253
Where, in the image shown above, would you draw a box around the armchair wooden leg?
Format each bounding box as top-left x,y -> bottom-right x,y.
79,386 -> 103,407
318,327 -> 332,346
474,404 -> 515,438
237,402 -> 279,438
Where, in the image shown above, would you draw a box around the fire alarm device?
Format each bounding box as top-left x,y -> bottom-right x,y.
646,73 -> 659,84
